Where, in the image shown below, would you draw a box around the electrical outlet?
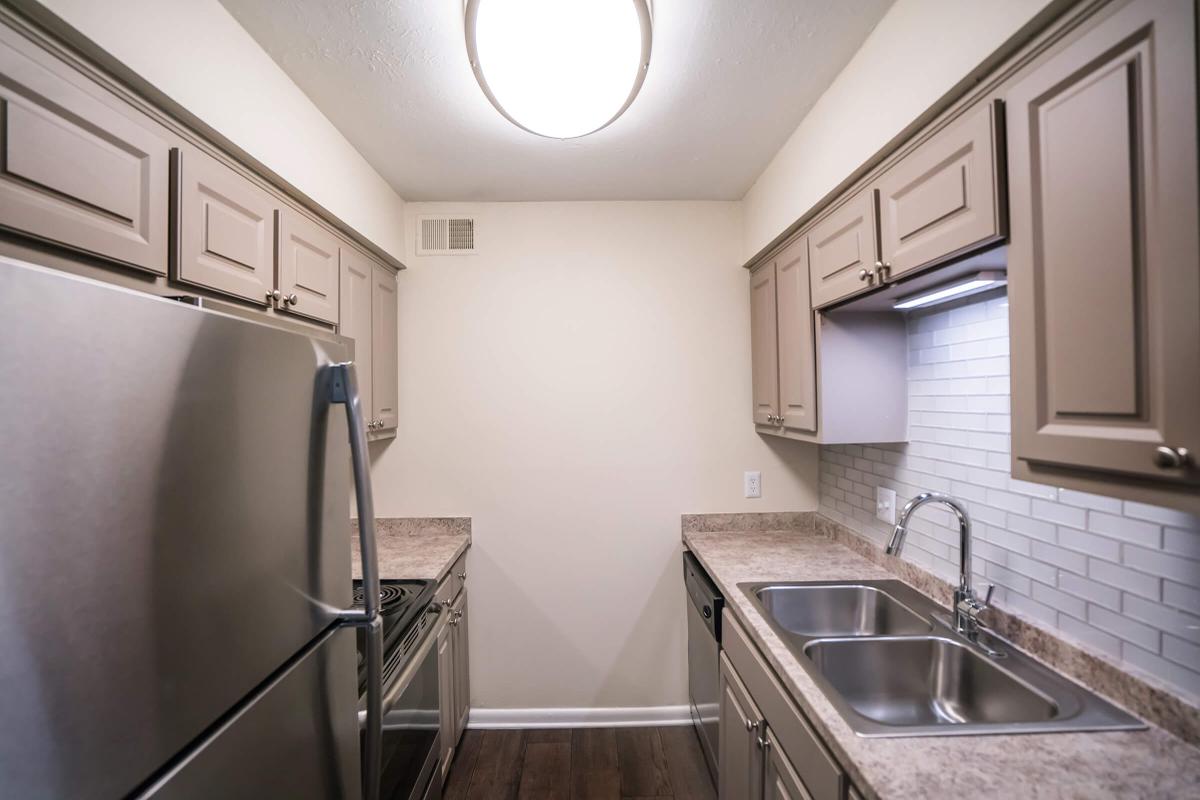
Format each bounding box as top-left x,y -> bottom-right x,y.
744,471 -> 762,499
876,487 -> 897,524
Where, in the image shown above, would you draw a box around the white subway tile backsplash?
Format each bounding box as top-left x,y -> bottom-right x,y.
817,291 -> 1200,702
1163,635 -> 1200,671
1088,604 -> 1160,652
1029,499 -> 1087,529
1058,488 -> 1123,513
1088,512 -> 1163,549
1060,572 -> 1122,611
1030,541 -> 1087,574
1123,501 -> 1200,529
1090,558 -> 1161,601
1123,546 -> 1198,584
1164,527 -> 1200,560
1122,594 -> 1200,645
1056,527 -> 1122,562
1164,580 -> 1200,615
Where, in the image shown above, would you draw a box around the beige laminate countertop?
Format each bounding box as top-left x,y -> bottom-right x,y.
684,528 -> 1200,800
350,519 -> 470,582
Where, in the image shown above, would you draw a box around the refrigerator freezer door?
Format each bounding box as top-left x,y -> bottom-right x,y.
137,626 -> 362,800
0,259 -> 355,799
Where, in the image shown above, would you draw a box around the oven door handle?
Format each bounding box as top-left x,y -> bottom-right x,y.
328,361 -> 381,800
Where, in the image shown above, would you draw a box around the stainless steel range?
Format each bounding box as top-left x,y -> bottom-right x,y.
352,580 -> 443,800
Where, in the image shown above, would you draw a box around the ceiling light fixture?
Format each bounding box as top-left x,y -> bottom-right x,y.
892,271 -> 1007,310
464,0 -> 653,139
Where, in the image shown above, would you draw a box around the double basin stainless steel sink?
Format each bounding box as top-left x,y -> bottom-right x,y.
741,580 -> 1144,737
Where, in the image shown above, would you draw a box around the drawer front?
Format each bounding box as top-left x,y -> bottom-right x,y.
876,100 -> 1004,280
724,612 -> 843,800
277,207 -> 340,324
808,190 -> 878,309
0,26 -> 169,273
173,146 -> 276,303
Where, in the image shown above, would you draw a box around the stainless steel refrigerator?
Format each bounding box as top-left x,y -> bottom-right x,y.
0,257 -> 384,799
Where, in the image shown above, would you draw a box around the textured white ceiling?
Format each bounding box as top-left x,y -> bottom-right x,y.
219,0 -> 892,201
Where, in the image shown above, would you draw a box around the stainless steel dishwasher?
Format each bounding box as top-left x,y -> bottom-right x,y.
684,551 -> 723,780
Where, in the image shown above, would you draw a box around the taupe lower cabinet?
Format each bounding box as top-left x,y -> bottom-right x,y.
338,248 -> 398,438
438,556 -> 470,780
173,146 -> 276,303
719,613 -> 845,800
1005,0 -> 1200,510
718,652 -> 764,800
750,236 -> 817,433
0,22 -> 169,274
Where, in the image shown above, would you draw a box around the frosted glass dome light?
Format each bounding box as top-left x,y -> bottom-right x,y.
465,0 -> 653,139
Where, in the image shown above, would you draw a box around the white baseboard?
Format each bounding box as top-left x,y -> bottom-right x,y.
468,705 -> 693,729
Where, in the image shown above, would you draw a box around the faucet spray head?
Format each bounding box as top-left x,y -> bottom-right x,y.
886,524 -> 907,555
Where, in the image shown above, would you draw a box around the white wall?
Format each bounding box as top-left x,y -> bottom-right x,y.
742,0 -> 1054,259
36,0 -> 406,259
821,290 -> 1200,704
368,201 -> 819,712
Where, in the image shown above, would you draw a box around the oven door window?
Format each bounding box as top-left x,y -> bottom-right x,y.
377,640 -> 440,800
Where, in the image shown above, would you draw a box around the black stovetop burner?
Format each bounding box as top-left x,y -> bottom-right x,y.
352,578 -> 436,696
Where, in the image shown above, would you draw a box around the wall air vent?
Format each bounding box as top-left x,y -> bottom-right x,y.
416,215 -> 476,256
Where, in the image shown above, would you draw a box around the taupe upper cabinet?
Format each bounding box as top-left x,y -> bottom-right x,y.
371,262 -> 398,434
774,237 -> 817,433
1006,0 -> 1200,503
277,208 -> 340,325
0,24 -> 168,274
808,189 -> 878,308
338,247 -> 398,439
876,100 -> 1005,281
750,261 -> 780,426
752,235 -> 906,444
338,246 -> 374,420
173,146 -> 276,303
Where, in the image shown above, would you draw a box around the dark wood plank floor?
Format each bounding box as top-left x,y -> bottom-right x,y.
444,727 -> 716,800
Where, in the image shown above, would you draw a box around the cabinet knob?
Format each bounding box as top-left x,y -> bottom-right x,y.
267,289 -> 282,302
458,572 -> 467,580
285,293 -> 299,306
1154,446 -> 1192,469
858,268 -> 872,282
875,261 -> 891,282
744,719 -> 755,732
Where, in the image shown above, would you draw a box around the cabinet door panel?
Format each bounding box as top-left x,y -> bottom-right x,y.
763,730 -> 813,800
808,190 -> 877,308
437,620 -> 455,780
277,208 -> 340,324
371,263 -> 399,434
0,27 -> 168,273
1006,0 -> 1199,485
174,147 -> 276,302
750,263 -> 779,426
877,100 -> 1004,279
453,590 -> 470,743
338,247 -> 374,424
775,237 -> 817,433
718,653 -> 762,800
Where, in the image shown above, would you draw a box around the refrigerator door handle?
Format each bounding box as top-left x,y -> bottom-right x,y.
328,361 -> 381,800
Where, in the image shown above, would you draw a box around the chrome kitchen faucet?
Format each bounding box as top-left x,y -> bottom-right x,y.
887,492 -> 995,644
